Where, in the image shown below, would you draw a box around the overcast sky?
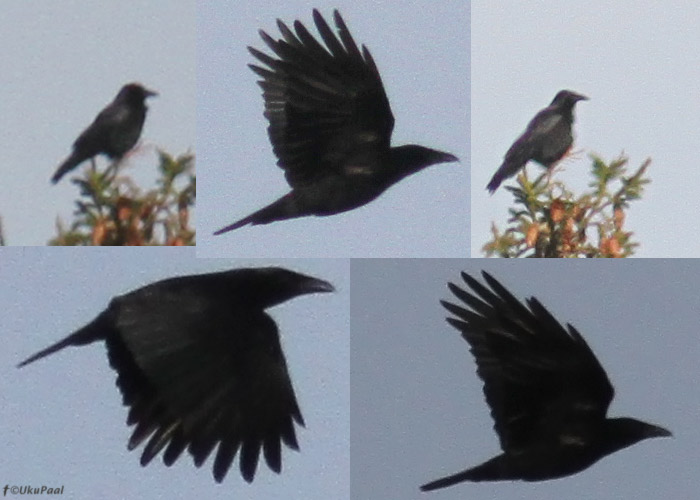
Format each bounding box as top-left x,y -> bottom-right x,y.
197,1 -> 470,258
471,1 -> 700,257
351,259 -> 699,499
0,1 -> 195,246
1,249 -> 349,500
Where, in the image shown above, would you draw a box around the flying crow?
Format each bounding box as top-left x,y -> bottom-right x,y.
421,271 -> 670,491
486,90 -> 587,193
52,83 -> 157,184
18,267 -> 334,483
214,10 -> 458,235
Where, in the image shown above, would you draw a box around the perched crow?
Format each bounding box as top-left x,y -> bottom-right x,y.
486,90 -> 588,193
421,271 -> 671,491
18,267 -> 334,483
214,10 -> 458,235
51,83 -> 158,184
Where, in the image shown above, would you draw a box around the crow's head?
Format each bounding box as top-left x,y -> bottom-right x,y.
551,89 -> 588,109
604,417 -> 672,456
218,267 -> 335,309
390,145 -> 459,177
118,83 -> 159,104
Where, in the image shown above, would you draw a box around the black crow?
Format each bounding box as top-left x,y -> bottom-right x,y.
421,271 -> 670,491
486,90 -> 588,193
51,83 -> 158,184
214,10 -> 458,235
18,267 -> 334,483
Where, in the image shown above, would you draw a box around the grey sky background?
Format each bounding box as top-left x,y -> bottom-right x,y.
197,1 -> 470,258
471,1 -> 700,257
0,249 -> 349,500
0,1 -> 195,246
351,259 -> 699,499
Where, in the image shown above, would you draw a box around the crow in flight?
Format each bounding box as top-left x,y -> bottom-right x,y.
51,83 -> 158,184
214,10 -> 458,235
486,90 -> 588,193
18,267 -> 334,483
421,271 -> 670,491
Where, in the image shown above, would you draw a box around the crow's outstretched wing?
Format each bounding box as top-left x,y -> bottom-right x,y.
109,275 -> 306,483
441,271 -> 614,454
249,9 -> 394,188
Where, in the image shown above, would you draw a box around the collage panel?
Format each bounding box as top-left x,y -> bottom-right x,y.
197,1 -> 470,258
1,248 -> 349,500
0,1 -> 195,246
471,2 -> 700,257
351,258 -> 697,498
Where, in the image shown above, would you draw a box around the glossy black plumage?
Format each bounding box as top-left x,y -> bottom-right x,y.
486,90 -> 587,193
214,10 -> 457,235
421,271 -> 670,491
18,267 -> 334,483
51,83 -> 157,184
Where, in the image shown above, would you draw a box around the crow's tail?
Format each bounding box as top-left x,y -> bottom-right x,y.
421,454 -> 506,491
213,194 -> 296,235
51,152 -> 85,184
420,468 -> 477,491
17,314 -> 107,367
486,172 -> 504,194
486,159 -> 528,194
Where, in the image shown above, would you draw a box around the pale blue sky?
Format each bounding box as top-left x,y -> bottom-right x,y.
0,1 -> 195,246
1,249 -> 349,500
197,1 -> 470,257
472,1 -> 700,257
352,259 -> 698,499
